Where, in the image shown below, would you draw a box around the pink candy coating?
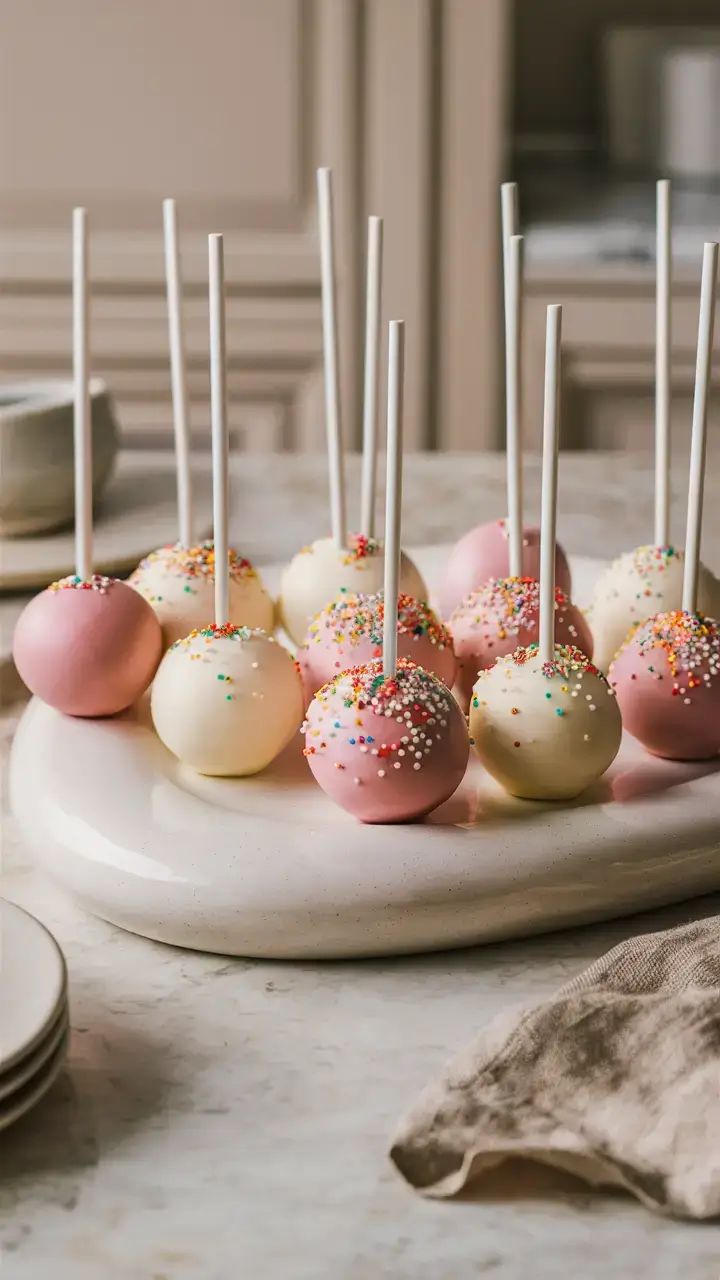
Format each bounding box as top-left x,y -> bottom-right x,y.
439,520 -> 572,619
297,591 -> 456,703
303,658 -> 469,823
13,575 -> 162,717
610,610 -> 720,760
451,577 -> 593,705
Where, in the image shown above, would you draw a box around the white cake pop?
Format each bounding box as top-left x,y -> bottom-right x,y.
279,534 -> 426,646
471,306 -> 621,800
279,182 -> 425,645
470,643 -> 621,800
589,544 -> 720,672
151,235 -> 302,776
130,541 -> 273,648
152,623 -> 302,776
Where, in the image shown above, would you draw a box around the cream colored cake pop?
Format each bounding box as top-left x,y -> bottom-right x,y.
130,541 -> 273,648
152,623 -> 302,776
470,643 -> 620,800
588,544 -> 720,672
471,306 -> 621,801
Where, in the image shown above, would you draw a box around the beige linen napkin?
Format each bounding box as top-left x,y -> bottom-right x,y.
390,917 -> 720,1219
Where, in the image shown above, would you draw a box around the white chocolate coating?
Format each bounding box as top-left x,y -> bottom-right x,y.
589,545 -> 720,673
151,625 -> 303,776
278,534 -> 427,646
130,542 -> 274,648
469,644 -> 621,801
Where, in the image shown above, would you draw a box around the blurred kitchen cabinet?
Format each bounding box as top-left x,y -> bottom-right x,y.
0,0 -> 506,457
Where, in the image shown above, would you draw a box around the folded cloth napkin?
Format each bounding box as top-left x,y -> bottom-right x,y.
390,916 -> 720,1219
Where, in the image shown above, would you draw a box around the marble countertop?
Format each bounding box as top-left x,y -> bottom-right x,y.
3,451 -> 720,1279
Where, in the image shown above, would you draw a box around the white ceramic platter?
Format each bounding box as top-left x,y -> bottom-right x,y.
0,899 -> 67,1068
9,553 -> 720,959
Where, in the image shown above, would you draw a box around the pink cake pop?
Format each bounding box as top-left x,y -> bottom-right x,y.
440,202 -> 571,618
304,321 -> 468,822
303,658 -> 468,823
12,209 -> 161,717
298,590 -> 455,702
451,575 -> 592,706
611,242 -> 720,761
610,611 -> 720,759
439,521 -> 571,619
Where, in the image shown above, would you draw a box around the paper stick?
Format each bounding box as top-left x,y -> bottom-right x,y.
500,181 -> 518,283
163,198 -> 193,547
682,241 -> 718,614
539,305 -> 562,665
360,216 -> 383,538
208,234 -> 229,627
73,207 -> 92,581
383,321 -> 405,678
316,168 -> 346,549
655,179 -> 671,547
506,234 -> 524,576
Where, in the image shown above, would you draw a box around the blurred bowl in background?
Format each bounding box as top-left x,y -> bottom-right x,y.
0,378 -> 118,537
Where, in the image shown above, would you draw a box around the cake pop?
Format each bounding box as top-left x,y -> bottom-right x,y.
451,576 -> 592,706
129,199 -> 273,646
278,181 -> 425,645
304,321 -> 469,822
298,591 -> 454,702
151,235 -> 302,776
589,182 -> 720,671
611,241 -> 720,761
440,190 -> 570,619
470,307 -> 621,800
13,208 -> 162,717
130,540 -> 273,648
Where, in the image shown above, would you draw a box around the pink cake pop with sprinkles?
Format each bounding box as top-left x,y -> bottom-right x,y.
470,306 -> 621,800
303,321 -> 469,822
298,590 -> 455,702
451,575 -> 592,707
611,242 -> 720,760
439,190 -> 570,619
13,209 -> 162,717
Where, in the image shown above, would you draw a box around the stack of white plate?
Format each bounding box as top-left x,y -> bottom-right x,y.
0,899 -> 69,1130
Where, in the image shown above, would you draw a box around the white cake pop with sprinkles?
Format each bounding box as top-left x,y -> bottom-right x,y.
151,235 -> 302,776
470,306 -> 621,800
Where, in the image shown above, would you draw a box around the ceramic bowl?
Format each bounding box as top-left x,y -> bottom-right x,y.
0,379 -> 118,536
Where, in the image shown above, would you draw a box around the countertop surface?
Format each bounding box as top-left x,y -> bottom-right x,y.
2,450 -> 720,1279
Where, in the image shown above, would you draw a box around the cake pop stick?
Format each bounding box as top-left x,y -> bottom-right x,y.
73,207 -> 92,581
163,198 -> 193,548
317,167 -> 346,550
654,180 -> 671,548
383,320 -> 405,678
538,305 -> 562,665
208,233 -> 229,627
500,181 -> 518,285
505,234 -> 524,577
360,216 -> 383,539
682,241 -> 718,614
12,208 -> 162,716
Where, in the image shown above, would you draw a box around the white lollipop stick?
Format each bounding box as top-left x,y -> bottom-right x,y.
316,168 -> 346,550
163,198 -> 193,547
500,181 -> 518,283
360,216 -> 383,538
506,234 -> 524,577
655,179 -> 671,548
208,234 -> 229,627
383,320 -> 405,679
682,241 -> 718,615
73,207 -> 92,581
539,305 -> 562,665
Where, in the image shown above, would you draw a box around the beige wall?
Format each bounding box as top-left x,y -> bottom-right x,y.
0,0 -> 506,453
